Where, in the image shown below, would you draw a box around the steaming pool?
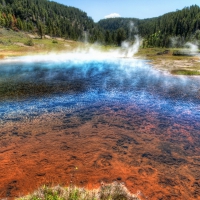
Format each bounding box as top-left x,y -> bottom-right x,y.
0,56 -> 200,199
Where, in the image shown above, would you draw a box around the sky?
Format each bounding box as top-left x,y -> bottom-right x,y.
55,0 -> 200,22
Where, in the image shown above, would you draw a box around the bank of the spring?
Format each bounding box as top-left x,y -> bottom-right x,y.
17,182 -> 141,200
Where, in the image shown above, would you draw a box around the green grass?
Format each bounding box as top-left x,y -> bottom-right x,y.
136,47 -> 200,76
17,183 -> 140,200
171,69 -> 200,75
0,27 -> 116,58
0,27 -> 82,57
135,47 -> 199,60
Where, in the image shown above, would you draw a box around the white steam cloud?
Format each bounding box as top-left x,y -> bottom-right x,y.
3,29 -> 141,63
185,42 -> 199,53
104,13 -> 121,19
121,35 -> 140,57
2,21 -> 141,63
120,22 -> 140,57
170,37 -> 199,53
2,39 -> 140,64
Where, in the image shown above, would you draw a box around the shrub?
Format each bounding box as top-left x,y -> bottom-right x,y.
25,39 -> 34,46
17,182 -> 140,200
52,39 -> 58,44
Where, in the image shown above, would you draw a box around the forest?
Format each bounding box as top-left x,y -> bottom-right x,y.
0,0 -> 104,42
98,5 -> 200,47
0,0 -> 200,47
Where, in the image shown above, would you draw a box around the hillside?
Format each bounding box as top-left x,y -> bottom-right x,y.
98,5 -> 200,47
0,0 -> 103,42
0,1 -> 200,47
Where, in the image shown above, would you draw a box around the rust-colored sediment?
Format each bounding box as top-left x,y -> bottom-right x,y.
0,104 -> 200,200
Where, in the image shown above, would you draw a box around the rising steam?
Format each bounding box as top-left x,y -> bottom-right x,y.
185,42 -> 199,53
2,21 -> 141,63
121,35 -> 140,57
170,36 -> 199,54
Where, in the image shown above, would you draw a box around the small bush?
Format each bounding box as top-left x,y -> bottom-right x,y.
17,182 -> 140,200
52,39 -> 58,44
25,39 -> 34,46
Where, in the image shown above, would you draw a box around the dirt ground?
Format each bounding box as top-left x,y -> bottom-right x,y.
150,57 -> 200,73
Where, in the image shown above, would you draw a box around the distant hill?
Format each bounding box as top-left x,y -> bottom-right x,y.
98,18 -> 139,33
0,0 -> 200,47
98,5 -> 200,47
0,0 -> 103,42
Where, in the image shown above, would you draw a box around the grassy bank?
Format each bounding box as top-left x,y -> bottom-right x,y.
0,28 -> 118,59
136,48 -> 200,75
17,183 -> 140,200
0,28 -> 82,58
1,28 -> 200,76
171,69 -> 200,75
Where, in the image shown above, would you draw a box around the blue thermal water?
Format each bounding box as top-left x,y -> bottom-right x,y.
1,57 -> 199,200
0,58 -> 200,128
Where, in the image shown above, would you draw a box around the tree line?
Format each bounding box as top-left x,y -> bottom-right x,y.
98,5 -> 200,48
0,0 -> 200,47
0,0 -> 100,40
0,0 -> 131,45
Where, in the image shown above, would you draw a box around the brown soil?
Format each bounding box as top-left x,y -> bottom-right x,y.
149,57 -> 200,73
0,103 -> 200,200
0,51 -> 25,58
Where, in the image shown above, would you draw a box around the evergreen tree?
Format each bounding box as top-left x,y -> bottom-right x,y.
0,0 -> 199,47
116,28 -> 126,46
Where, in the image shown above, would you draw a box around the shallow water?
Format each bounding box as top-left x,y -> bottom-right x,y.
0,58 -> 200,199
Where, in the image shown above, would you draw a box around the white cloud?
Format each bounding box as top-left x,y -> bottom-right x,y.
104,13 -> 121,19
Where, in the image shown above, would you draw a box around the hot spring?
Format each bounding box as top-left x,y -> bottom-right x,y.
0,54 -> 200,199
